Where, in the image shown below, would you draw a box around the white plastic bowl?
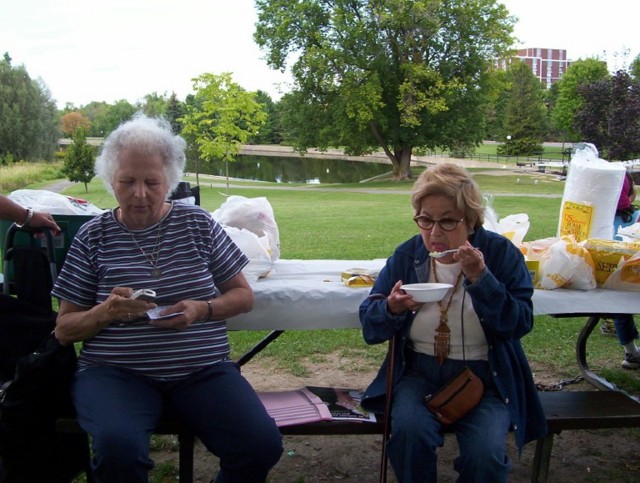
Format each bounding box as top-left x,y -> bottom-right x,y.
400,283 -> 453,303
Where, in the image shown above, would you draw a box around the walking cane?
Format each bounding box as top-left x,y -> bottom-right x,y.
379,334 -> 396,483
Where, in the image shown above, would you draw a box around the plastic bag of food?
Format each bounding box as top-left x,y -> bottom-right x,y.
538,235 -> 596,290
212,196 -> 280,262
222,226 -> 273,281
483,196 -> 530,247
495,214 -> 530,246
583,238 -> 640,286
602,251 -> 640,292
520,237 -> 558,261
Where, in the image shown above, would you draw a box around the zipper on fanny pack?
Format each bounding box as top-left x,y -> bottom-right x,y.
428,375 -> 473,409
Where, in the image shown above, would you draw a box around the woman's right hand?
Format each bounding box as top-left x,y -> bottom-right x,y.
387,280 -> 424,315
55,287 -> 157,344
101,287 -> 157,324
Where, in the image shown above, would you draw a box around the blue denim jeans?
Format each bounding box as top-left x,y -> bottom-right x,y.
73,362 -> 283,483
387,352 -> 511,483
612,212 -> 639,348
613,314 -> 639,346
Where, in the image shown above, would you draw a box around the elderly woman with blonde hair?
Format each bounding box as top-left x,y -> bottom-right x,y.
360,163 -> 546,482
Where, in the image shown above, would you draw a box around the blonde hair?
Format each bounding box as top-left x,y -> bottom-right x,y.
411,163 -> 484,230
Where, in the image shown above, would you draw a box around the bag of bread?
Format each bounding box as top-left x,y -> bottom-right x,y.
583,239 -> 640,286
602,251 -> 640,291
538,235 -> 596,290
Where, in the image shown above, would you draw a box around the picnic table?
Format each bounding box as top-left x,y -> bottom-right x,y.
229,259 -> 640,391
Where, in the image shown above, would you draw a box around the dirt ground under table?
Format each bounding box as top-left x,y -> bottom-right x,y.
151,357 -> 640,483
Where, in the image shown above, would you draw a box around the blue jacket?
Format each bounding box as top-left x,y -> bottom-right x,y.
359,227 -> 547,450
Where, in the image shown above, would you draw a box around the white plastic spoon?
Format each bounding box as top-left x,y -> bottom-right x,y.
430,249 -> 459,259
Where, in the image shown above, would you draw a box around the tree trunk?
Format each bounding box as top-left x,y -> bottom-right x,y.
225,159 -> 230,195
368,121 -> 413,181
390,146 -> 413,180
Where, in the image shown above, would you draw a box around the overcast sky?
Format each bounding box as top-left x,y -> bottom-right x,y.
1,0 -> 638,109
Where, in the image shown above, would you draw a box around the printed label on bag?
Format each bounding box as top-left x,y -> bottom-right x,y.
559,201 -> 593,242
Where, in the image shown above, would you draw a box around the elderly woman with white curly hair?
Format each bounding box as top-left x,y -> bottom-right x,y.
52,114 -> 282,482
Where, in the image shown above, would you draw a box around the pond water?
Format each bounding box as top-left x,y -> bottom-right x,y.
186,154 -> 392,184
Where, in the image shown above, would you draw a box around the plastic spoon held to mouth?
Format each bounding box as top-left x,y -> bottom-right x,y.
430,249 -> 459,259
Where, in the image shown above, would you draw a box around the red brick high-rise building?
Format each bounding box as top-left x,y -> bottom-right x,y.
515,48 -> 570,87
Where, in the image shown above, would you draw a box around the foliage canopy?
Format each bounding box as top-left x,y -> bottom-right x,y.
497,61 -> 547,156
255,0 -> 515,179
575,70 -> 640,161
180,72 -> 267,189
0,52 -> 59,163
551,58 -> 609,142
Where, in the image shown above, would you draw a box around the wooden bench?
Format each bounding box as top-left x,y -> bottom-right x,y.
57,389 -> 640,482
55,402 -> 384,482
533,390 -> 640,482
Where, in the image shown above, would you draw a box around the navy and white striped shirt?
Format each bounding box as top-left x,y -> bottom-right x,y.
52,202 -> 249,381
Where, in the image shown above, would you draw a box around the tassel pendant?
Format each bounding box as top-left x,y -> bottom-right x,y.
434,319 -> 451,365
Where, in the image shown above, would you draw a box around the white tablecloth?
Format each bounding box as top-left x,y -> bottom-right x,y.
228,259 -> 640,331
229,259 -> 384,330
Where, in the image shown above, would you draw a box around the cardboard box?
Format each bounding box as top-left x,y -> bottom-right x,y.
583,239 -> 640,286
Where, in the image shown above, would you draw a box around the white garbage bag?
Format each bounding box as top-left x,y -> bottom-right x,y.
212,196 -> 280,262
8,189 -> 105,215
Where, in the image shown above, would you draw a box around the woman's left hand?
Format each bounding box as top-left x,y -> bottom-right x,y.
149,300 -> 203,331
455,242 -> 486,282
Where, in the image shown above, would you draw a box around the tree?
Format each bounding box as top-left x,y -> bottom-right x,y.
551,58 -> 609,142
139,92 -> 168,118
254,0 -> 515,179
630,54 -> 640,82
165,92 -> 185,134
497,61 -> 547,156
60,112 -> 91,137
249,90 -> 282,145
482,68 -> 509,142
78,101 -> 111,137
0,52 -> 59,163
180,72 -> 267,190
102,99 -> 137,134
62,127 -> 95,192
574,70 -> 640,161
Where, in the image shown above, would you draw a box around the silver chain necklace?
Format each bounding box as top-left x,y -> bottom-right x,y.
129,222 -> 164,278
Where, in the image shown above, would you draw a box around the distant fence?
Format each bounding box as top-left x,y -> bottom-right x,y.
415,151 -> 568,166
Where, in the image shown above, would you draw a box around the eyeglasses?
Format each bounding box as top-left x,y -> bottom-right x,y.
413,215 -> 465,232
